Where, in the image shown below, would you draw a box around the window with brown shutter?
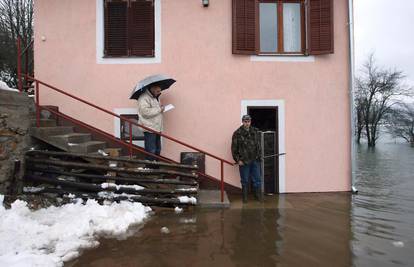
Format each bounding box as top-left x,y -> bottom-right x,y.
104,0 -> 154,57
307,0 -> 334,55
232,0 -> 257,55
232,0 -> 334,55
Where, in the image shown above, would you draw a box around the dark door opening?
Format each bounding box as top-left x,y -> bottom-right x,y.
247,107 -> 279,194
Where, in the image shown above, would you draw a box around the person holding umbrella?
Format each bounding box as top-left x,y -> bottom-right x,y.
130,74 -> 176,161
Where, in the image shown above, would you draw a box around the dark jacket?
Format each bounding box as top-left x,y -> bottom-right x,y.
231,125 -> 261,164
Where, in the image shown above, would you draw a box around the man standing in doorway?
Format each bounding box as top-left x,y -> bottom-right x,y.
137,85 -> 164,160
231,115 -> 262,203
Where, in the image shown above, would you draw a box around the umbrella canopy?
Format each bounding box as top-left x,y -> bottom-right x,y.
130,74 -> 176,100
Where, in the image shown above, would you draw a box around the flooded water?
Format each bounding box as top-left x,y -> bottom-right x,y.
352,143 -> 414,266
68,143 -> 414,267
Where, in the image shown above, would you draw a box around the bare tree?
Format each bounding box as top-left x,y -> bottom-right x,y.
355,91 -> 366,144
0,0 -> 33,88
386,103 -> 414,146
355,54 -> 412,147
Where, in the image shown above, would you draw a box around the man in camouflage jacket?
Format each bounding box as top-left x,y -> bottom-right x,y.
231,115 -> 262,203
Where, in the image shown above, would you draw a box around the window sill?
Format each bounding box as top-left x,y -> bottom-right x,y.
103,56 -> 155,59
250,54 -> 315,62
97,56 -> 160,65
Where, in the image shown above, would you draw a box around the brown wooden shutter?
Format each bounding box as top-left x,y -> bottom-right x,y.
307,0 -> 334,55
104,0 -> 128,57
232,0 -> 256,55
129,0 -> 155,57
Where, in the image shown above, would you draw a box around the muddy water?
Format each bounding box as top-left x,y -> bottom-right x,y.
68,143 -> 414,267
352,144 -> 414,266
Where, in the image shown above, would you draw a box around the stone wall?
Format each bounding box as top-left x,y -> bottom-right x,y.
0,89 -> 35,194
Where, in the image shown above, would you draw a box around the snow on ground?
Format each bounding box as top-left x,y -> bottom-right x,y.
178,196 -> 197,205
0,81 -> 18,92
0,195 -> 152,267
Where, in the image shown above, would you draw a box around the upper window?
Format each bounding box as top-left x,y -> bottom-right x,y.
104,0 -> 154,57
232,0 -> 334,55
259,1 -> 304,54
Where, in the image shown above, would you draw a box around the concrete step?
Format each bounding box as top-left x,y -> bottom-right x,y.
30,119 -> 57,127
48,133 -> 92,148
197,190 -> 230,208
67,141 -> 107,154
29,126 -> 74,137
0,89 -> 31,106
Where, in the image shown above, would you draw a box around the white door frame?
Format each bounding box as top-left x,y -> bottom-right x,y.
241,100 -> 286,193
113,108 -> 145,148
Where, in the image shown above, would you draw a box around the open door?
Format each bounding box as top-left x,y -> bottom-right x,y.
247,107 -> 279,194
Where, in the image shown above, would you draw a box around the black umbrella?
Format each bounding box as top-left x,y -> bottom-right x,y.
130,74 -> 176,100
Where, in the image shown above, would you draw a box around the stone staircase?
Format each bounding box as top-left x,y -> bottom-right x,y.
28,108 -> 231,208
29,118 -> 111,155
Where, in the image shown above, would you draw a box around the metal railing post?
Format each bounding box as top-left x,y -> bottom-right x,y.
129,121 -> 133,158
24,39 -> 29,89
17,39 -> 22,93
35,81 -> 40,127
221,160 -> 224,202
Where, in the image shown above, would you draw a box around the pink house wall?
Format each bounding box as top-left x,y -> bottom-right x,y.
34,0 -> 351,193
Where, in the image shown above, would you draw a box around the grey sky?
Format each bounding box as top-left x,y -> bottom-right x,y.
354,0 -> 414,86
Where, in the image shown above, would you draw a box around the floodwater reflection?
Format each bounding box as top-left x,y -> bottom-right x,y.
69,193 -> 352,267
68,143 -> 414,267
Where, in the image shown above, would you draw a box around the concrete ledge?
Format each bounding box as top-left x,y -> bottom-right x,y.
0,90 -> 30,106
197,189 -> 230,208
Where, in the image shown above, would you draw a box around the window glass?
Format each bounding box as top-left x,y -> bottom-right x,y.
260,3 -> 278,53
120,115 -> 144,141
283,3 -> 301,52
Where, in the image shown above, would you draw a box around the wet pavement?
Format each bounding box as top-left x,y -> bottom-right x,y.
67,143 -> 414,267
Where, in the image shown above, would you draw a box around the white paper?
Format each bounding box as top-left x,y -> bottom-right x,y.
163,104 -> 175,112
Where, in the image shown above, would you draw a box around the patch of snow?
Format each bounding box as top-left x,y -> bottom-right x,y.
97,191 -> 137,200
100,183 -> 144,191
176,188 -> 197,192
101,182 -> 117,190
174,207 -> 183,213
178,196 -> 197,205
121,184 -> 144,191
0,81 -> 18,92
0,195 -> 151,267
97,149 -> 108,156
160,227 -> 170,234
23,186 -> 44,193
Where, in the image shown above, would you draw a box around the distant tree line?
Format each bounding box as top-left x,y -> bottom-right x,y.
0,0 -> 33,88
355,54 -> 413,147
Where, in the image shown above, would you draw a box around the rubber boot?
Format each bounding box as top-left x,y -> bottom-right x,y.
254,187 -> 263,202
242,186 -> 248,203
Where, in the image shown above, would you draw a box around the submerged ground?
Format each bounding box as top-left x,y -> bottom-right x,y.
68,143 -> 414,267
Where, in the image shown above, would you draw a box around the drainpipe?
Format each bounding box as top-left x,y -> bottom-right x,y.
348,0 -> 358,193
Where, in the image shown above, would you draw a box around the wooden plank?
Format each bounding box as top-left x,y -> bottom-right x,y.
26,166 -> 198,186
25,157 -> 198,179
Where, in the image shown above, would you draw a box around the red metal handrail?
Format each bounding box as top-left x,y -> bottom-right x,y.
29,76 -> 234,202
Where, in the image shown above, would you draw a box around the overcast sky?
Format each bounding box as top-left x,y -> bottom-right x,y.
354,0 -> 414,86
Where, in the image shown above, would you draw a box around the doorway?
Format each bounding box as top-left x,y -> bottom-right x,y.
247,107 -> 279,194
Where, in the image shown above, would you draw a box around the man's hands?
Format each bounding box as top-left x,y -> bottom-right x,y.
238,160 -> 244,166
160,105 -> 165,112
